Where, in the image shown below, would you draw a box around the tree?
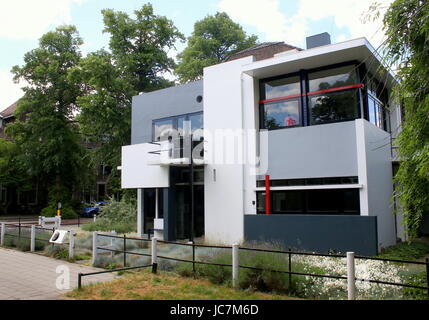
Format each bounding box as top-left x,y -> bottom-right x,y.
382,0 -> 429,237
7,25 -> 88,214
175,12 -> 258,83
0,139 -> 32,214
73,4 -> 184,196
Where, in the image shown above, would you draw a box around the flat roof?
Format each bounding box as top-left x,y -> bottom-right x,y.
242,38 -> 396,89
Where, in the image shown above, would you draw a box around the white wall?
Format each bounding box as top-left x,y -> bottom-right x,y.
203,56 -> 254,244
260,121 -> 359,180
356,119 -> 396,249
121,143 -> 169,189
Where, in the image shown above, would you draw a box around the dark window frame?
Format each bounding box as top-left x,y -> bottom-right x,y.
259,60 -> 374,130
257,188 -> 360,215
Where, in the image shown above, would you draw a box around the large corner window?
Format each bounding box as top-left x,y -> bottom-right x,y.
260,76 -> 301,129
257,188 -> 360,215
259,63 -> 364,130
308,66 -> 361,125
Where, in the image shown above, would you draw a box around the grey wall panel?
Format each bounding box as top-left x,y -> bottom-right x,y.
263,121 -> 358,179
244,214 -> 378,256
131,80 -> 204,145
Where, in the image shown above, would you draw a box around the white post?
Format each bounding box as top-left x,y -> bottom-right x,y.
30,225 -> 36,252
347,252 -> 356,300
110,231 -> 116,258
232,243 -> 239,288
56,216 -> 61,229
151,238 -> 158,265
40,217 -> 45,228
93,215 -> 97,222
92,231 -> 98,266
155,188 -> 159,219
1,222 -> 5,246
69,231 -> 75,259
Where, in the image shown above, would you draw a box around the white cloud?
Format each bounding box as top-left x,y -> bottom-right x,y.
0,0 -> 84,40
218,0 -> 393,48
0,71 -> 26,112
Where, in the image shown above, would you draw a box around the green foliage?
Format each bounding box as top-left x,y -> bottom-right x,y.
177,246 -> 311,295
73,4 -> 183,196
175,12 -> 258,82
403,271 -> 428,300
41,203 -> 77,219
382,0 -> 429,237
82,197 -> 137,233
379,241 -> 429,260
7,25 -> 91,211
0,139 -> 32,214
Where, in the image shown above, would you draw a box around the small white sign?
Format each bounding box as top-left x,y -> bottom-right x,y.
49,230 -> 68,244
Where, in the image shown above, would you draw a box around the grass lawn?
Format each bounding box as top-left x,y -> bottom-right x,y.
67,270 -> 295,300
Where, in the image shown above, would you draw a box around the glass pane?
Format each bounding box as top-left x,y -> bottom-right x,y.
307,189 -> 339,213
153,119 -> 173,141
257,192 -> 266,214
309,66 -> 358,92
272,191 -> 303,213
189,113 -> 204,141
309,90 -> 358,125
189,113 -> 203,131
264,99 -> 300,129
368,96 -> 377,126
264,76 -> 301,100
343,189 -> 360,213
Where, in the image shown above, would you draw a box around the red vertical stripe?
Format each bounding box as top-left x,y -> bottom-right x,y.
265,175 -> 271,215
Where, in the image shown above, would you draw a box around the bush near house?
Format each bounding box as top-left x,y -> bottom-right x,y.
41,203 -> 77,219
82,198 -> 136,234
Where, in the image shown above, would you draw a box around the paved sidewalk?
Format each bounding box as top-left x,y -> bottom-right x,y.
0,248 -> 115,300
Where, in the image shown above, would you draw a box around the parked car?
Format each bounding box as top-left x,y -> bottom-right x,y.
81,201 -> 109,217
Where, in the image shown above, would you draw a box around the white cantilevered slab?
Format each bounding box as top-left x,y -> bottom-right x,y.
121,143 -> 169,189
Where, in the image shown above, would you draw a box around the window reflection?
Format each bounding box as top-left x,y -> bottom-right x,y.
264,76 -> 301,100
309,66 -> 358,92
309,90 -> 358,125
153,119 -> 173,141
264,100 -> 300,129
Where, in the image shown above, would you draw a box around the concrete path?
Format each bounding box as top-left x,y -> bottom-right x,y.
0,248 -> 115,300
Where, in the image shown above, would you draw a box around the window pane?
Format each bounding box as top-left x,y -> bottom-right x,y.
343,189 -> 360,213
272,191 -> 303,213
263,99 -> 301,129
307,189 -> 339,213
309,90 -> 358,125
257,192 -> 266,214
153,119 -> 173,141
309,66 -> 358,92
190,113 -> 204,141
368,96 -> 377,126
264,76 -> 301,100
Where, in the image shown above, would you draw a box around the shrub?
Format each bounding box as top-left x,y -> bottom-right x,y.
82,197 -> 137,233
41,203 -> 77,219
402,271 -> 429,300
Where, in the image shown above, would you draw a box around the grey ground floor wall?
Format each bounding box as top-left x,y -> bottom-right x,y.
244,214 -> 378,256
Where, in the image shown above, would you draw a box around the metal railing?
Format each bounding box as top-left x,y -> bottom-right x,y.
92,232 -> 429,299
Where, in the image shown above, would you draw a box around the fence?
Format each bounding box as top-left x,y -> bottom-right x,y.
91,232 -> 429,300
0,216 -> 90,228
0,222 -> 76,258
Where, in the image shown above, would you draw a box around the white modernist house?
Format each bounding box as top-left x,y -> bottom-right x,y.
120,34 -> 404,255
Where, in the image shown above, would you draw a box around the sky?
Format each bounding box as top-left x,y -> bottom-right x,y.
0,0 -> 394,112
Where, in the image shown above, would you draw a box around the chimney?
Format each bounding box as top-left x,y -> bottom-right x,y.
306,32 -> 331,49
